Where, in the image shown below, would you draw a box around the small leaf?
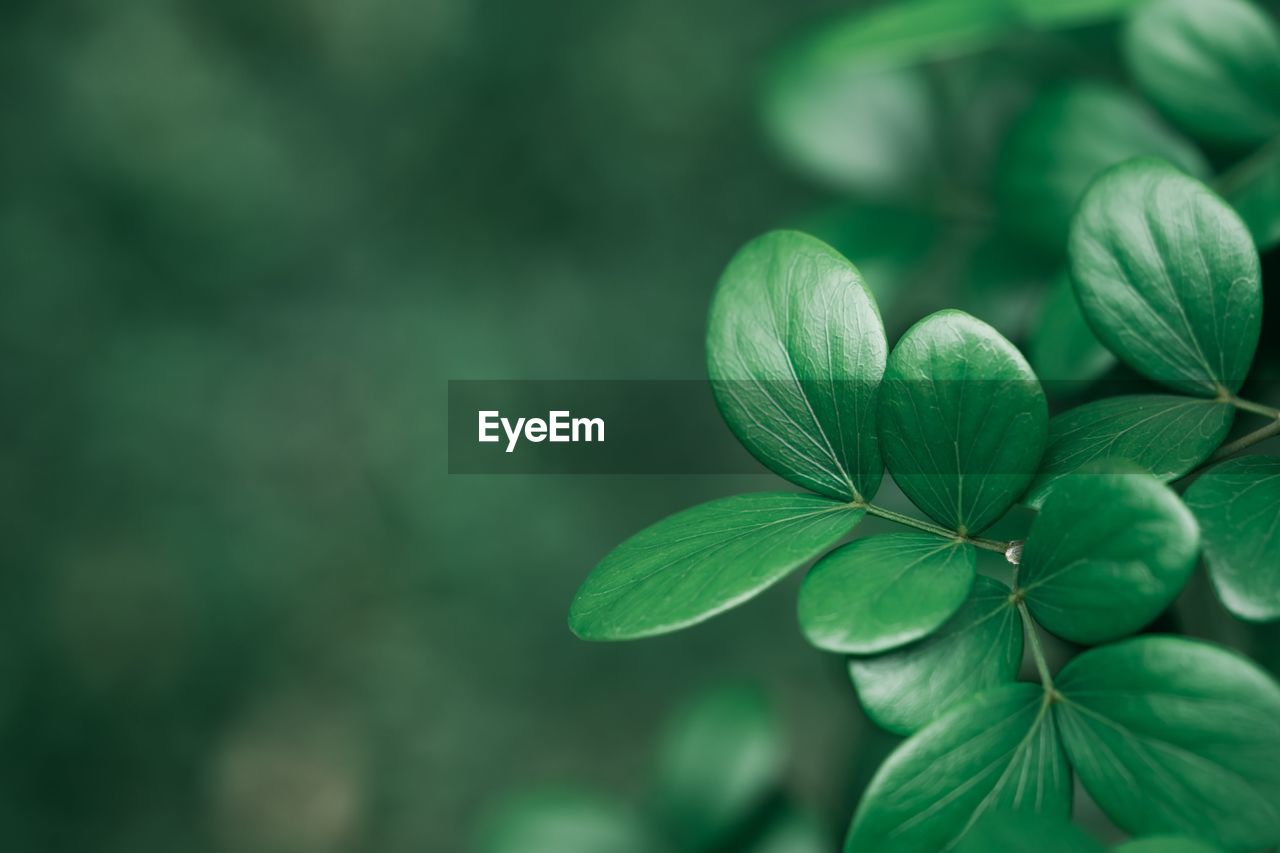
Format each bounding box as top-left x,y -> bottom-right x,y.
653,684 -> 783,852
1069,159 -> 1262,396
997,83 -> 1207,251
1020,464 -> 1200,644
954,811 -> 1106,853
798,533 -> 975,655
1023,395 -> 1234,509
570,493 -> 863,640
1185,456 -> 1280,622
707,230 -> 887,501
848,575 -> 1022,735
476,790 -> 659,853
1125,0 -> 1280,147
844,683 -> 1070,853
1029,272 -> 1116,384
1114,838 -> 1224,853
1055,636 -> 1280,849
879,309 -> 1048,535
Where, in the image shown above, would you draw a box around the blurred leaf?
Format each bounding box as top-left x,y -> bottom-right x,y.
1221,137 -> 1280,250
997,84 -> 1207,251
848,575 -> 1022,735
1055,636 -> 1280,848
653,684 -> 783,852
475,790 -> 658,853
879,310 -> 1047,534
569,493 -> 864,640
1069,159 -> 1261,396
954,810 -> 1106,853
745,807 -> 829,853
707,230 -> 886,501
1023,395 -> 1233,509
1020,464 -> 1200,644
1008,0 -> 1147,27
1029,272 -> 1116,384
798,533 -> 975,654
1125,0 -> 1280,146
1185,456 -> 1280,622
1113,837 -> 1224,853
844,683 -> 1069,852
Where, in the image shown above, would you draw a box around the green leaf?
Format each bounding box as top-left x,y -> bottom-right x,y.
570,493 -> 863,640
848,575 -> 1022,735
707,230 -> 886,501
798,533 -> 975,654
954,811 -> 1106,853
1114,838 -> 1224,853
747,808 -> 830,853
1029,272 -> 1116,384
1023,395 -> 1234,509
1008,0 -> 1147,27
997,83 -> 1207,251
476,790 -> 659,853
653,684 -> 783,851
1125,0 -> 1280,146
1055,636 -> 1280,849
1222,139 -> 1280,250
1020,465 -> 1200,644
844,683 -> 1070,853
1069,159 -> 1263,396
1184,456 -> 1280,622
878,309 -> 1048,535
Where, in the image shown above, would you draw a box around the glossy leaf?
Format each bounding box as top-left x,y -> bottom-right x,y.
476,790 -> 658,853
1023,395 -> 1233,509
707,230 -> 886,501
798,533 -> 975,655
1029,272 -> 1116,384
848,575 -> 1022,735
1114,838 -> 1223,853
653,684 -> 783,851
955,811 -> 1106,853
1020,465 -> 1200,644
1125,0 -> 1280,146
570,493 -> 863,640
879,309 -> 1048,535
1055,636 -> 1280,849
997,83 -> 1206,251
1185,456 -> 1280,621
1069,159 -> 1262,396
845,683 -> 1070,853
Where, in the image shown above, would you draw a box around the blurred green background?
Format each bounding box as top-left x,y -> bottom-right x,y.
0,1 -> 878,850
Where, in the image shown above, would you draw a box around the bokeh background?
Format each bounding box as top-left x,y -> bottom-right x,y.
6,0 -> 1280,851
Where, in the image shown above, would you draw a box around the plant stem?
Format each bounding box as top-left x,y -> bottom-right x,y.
1228,395 -> 1280,420
861,503 -> 1009,554
1017,602 -> 1054,690
1206,417 -> 1280,464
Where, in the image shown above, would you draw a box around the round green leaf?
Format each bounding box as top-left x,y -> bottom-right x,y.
1029,272 -> 1116,384
848,575 -> 1022,735
1125,0 -> 1280,146
955,811 -> 1106,853
1055,636 -> 1280,849
707,230 -> 886,502
476,790 -> 658,853
1020,465 -> 1200,644
1023,395 -> 1234,509
570,493 -> 864,640
845,683 -> 1070,853
1185,456 -> 1280,622
1114,838 -> 1223,853
997,83 -> 1207,251
653,684 -> 783,852
1069,159 -> 1262,396
798,533 -> 975,654
879,309 -> 1048,535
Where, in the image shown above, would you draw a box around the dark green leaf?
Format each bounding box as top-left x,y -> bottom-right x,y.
747,808 -> 830,853
570,493 -> 863,640
1055,636 -> 1280,849
1009,0 -> 1147,27
707,230 -> 886,501
1113,838 -> 1223,853
1185,456 -> 1280,621
848,575 -> 1022,735
845,683 -> 1070,853
997,83 -> 1207,251
1070,160 -> 1262,396
1125,0 -> 1280,146
879,309 -> 1048,535
798,533 -> 975,654
653,684 -> 783,851
955,811 -> 1106,853
476,790 -> 659,853
1020,465 -> 1200,644
1222,139 -> 1280,250
1023,395 -> 1234,509
1029,272 -> 1116,384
